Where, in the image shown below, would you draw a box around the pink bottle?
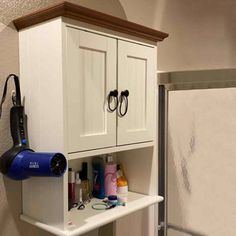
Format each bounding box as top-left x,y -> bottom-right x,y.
104,155 -> 117,196
68,168 -> 75,209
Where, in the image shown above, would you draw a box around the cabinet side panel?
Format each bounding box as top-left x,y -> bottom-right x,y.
19,18 -> 66,229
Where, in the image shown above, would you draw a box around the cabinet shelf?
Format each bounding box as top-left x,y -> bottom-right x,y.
68,141 -> 154,160
20,192 -> 163,236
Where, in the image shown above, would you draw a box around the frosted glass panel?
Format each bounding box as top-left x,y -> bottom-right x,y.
168,88 -> 236,236
168,229 -> 189,236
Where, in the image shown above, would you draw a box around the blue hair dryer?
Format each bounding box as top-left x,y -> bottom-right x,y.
0,74 -> 67,180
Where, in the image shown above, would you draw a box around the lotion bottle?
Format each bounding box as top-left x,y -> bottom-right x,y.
104,154 -> 117,196
117,164 -> 128,194
117,164 -> 128,204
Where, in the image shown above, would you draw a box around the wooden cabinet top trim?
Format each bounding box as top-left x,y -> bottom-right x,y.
13,1 -> 168,42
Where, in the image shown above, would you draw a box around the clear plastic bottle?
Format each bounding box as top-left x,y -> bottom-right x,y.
75,172 -> 82,204
79,162 -> 90,203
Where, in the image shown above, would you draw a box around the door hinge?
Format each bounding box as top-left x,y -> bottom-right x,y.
157,221 -> 165,231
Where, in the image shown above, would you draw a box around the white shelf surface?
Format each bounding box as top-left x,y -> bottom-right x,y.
20,192 -> 163,236
68,141 -> 154,160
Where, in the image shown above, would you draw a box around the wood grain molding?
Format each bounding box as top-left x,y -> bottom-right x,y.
13,1 -> 168,42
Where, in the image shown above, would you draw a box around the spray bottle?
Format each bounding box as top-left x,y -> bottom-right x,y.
104,154 -> 117,196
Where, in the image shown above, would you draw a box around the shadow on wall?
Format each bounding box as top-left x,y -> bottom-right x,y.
0,0 -> 127,26
1,176 -> 54,236
0,1 -> 126,236
152,0 -> 236,71
119,0 -> 158,28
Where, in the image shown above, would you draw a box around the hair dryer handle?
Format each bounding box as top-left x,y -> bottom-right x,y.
10,106 -> 28,147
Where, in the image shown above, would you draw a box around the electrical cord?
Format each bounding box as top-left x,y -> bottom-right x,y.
92,200 -> 126,210
0,74 -> 21,119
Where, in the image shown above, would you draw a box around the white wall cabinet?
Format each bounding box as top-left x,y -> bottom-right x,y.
66,27 -> 155,153
14,2 -> 168,236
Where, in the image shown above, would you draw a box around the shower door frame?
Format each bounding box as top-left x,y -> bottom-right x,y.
157,70 -> 236,236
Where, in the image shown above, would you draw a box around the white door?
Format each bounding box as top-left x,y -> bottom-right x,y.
117,40 -> 155,145
66,27 -> 117,152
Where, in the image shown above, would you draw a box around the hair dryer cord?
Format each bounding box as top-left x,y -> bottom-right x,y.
0,74 -> 21,119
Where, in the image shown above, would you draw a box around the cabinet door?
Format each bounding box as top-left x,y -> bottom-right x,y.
117,40 -> 155,145
66,28 -> 117,152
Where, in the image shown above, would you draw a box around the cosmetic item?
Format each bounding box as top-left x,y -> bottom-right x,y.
75,172 -> 82,204
92,157 -> 105,199
117,164 -> 128,204
107,195 -> 118,206
117,194 -> 127,205
104,154 -> 117,196
75,172 -> 85,210
68,168 -> 75,209
80,162 -> 90,203
117,164 -> 128,194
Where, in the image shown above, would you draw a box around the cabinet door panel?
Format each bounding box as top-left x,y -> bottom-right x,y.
117,41 -> 155,145
66,27 -> 117,152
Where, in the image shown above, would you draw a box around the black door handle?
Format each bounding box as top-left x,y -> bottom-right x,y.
119,90 -> 129,117
107,89 -> 118,112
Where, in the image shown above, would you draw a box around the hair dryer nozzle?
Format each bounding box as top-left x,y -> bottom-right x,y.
8,150 -> 67,180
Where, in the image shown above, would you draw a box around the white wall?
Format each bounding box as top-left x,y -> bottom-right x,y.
120,0 -> 236,71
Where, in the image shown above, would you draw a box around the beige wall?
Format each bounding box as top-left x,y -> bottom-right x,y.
1,0 -> 236,236
119,0 -> 236,71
